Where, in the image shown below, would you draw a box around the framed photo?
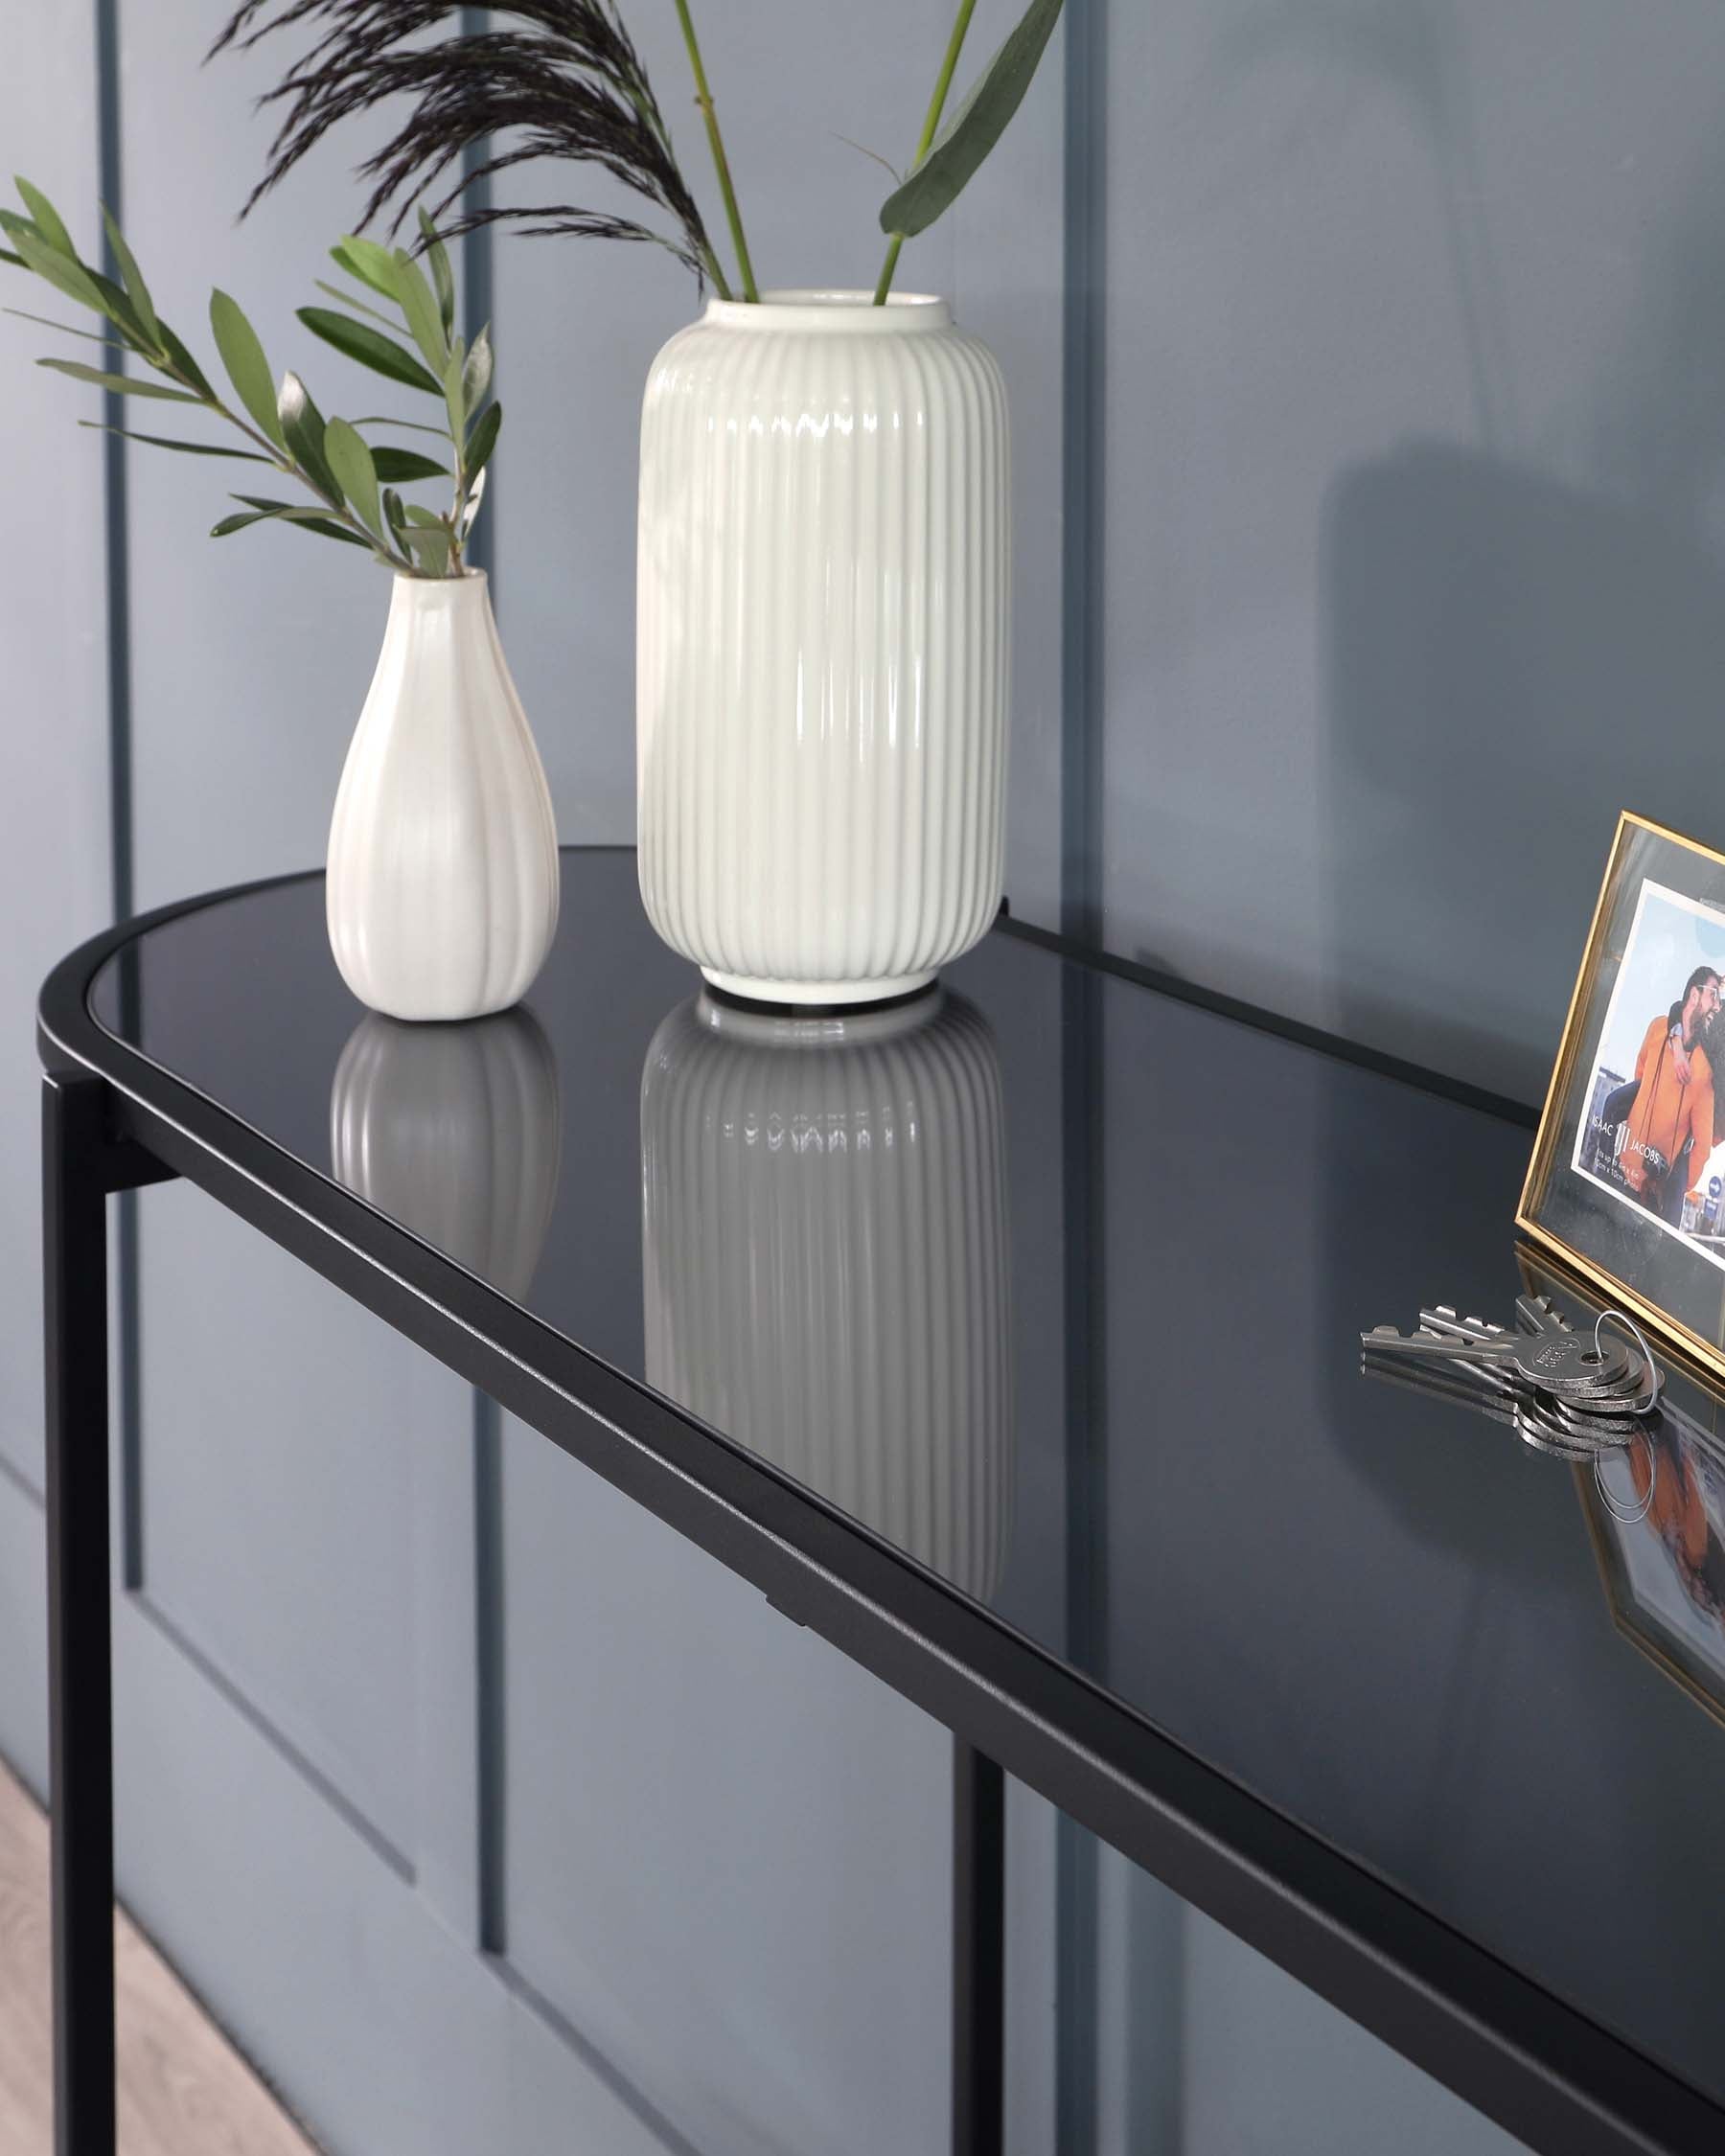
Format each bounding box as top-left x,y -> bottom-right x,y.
1519,813 -> 1725,1381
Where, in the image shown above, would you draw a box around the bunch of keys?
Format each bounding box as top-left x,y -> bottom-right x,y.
1359,1295 -> 1662,1459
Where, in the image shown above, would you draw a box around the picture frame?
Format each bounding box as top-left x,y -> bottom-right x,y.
1520,812 -> 1725,1385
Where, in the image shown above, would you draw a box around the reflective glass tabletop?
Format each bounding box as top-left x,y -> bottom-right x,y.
85,847 -> 1725,2125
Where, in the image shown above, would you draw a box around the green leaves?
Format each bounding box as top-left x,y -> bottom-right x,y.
78,420 -> 272,461
399,521 -> 451,577
209,289 -> 287,447
211,505 -> 282,537
462,325 -> 493,414
157,323 -> 214,399
2,215 -> 108,314
7,178 -> 491,576
278,370 -> 341,503
349,414 -> 448,437
441,339 -> 468,444
419,206 -> 455,338
371,446 -> 448,482
36,356 -> 202,401
324,418 -> 381,537
213,496 -> 368,545
14,178 -> 74,259
295,306 -> 441,392
391,247 -> 448,376
880,0 -> 1064,239
0,185 -> 156,350
465,400 -> 501,481
5,305 -> 114,345
330,235 -> 399,299
102,205 -> 159,347
313,278 -> 395,327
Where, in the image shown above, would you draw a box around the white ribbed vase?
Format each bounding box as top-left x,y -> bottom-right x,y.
637,290 -> 1010,1004
640,988 -> 1013,1600
327,571 -> 559,1021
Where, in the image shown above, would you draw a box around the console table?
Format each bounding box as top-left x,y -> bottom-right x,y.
36,849 -> 1725,2156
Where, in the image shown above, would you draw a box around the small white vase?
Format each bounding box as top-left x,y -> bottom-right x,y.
637,290 -> 1010,1005
327,571 -> 559,1021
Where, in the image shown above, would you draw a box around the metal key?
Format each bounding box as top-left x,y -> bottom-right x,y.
1361,1319 -> 1633,1393
1415,1308 -> 1527,1396
1414,1303 -> 1629,1397
1517,1295 -> 1663,1413
1507,1296 -> 1640,1394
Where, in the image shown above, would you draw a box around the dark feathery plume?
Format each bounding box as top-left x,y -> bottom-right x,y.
208,1 -> 724,288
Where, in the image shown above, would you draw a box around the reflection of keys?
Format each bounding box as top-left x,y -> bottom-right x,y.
1361,1352 -> 1519,1427
1360,1340 -> 1634,1458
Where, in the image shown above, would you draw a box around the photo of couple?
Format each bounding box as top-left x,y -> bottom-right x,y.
1575,881 -> 1725,1265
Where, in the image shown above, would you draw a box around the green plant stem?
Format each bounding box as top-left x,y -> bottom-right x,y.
872,236 -> 907,310
672,0 -> 757,302
696,241 -> 735,302
875,0 -> 978,304
448,428 -> 470,574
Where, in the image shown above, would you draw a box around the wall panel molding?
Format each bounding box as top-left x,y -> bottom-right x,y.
0,2 -> 109,1503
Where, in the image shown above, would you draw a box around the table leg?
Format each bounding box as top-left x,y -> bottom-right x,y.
42,1072 -> 117,2156
953,1738 -> 1005,2156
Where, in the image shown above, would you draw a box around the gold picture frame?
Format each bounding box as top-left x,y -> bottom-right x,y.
1519,811 -> 1725,1383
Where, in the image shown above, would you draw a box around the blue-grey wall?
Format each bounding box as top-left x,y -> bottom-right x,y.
21,0 -> 1720,2146
1089,0 -> 1725,1105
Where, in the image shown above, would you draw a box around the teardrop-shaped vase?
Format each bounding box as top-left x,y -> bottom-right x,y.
327,571 -> 559,1021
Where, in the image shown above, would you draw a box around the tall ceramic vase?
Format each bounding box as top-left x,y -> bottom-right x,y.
637,290 -> 1010,1005
327,570 -> 560,1021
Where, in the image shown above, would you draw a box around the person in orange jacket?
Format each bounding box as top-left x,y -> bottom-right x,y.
1620,964 -> 1721,1220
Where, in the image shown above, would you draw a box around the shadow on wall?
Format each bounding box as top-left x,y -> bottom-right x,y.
1209,0 -> 1516,451
1322,444 -> 1725,1106
1589,107 -> 1725,547
1319,38 -> 1725,1106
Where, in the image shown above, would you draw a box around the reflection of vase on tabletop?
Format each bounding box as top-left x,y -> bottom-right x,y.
330,1006 -> 562,1302
639,987 -> 1012,1601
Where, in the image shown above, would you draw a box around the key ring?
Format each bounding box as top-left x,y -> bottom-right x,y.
1593,1305 -> 1658,1375
1592,1310 -> 1658,1522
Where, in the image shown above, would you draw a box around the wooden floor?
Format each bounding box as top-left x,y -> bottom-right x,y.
0,1759 -> 318,2156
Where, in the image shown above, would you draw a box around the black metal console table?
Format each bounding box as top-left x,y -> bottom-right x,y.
36,849 -> 1725,2156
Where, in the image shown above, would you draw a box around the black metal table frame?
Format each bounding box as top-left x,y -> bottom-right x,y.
35,870 -> 1725,2156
